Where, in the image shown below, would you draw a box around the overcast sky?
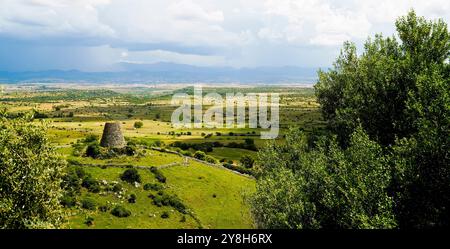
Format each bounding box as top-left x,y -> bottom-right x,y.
0,0 -> 449,71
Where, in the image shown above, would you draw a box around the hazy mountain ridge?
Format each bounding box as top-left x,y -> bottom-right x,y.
0,62 -> 320,84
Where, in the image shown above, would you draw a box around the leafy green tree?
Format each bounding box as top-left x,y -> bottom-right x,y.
134,121 -> 143,129
390,66 -> 450,228
0,113 -> 66,228
250,127 -> 396,229
313,10 -> 449,228
315,10 -> 449,147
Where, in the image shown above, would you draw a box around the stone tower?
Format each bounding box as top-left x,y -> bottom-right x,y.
100,122 -> 126,148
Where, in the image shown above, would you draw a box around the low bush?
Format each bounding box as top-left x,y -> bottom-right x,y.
85,216 -> 94,226
205,155 -> 218,164
194,151 -> 206,160
128,194 -> 137,204
144,183 -> 164,191
161,211 -> 170,219
134,121 -> 143,129
111,205 -> 131,218
98,205 -> 110,212
85,143 -> 102,158
120,168 -> 141,184
223,163 -> 254,176
150,167 -> 166,183
112,183 -> 123,193
60,194 -> 77,208
81,176 -> 101,193
81,198 -> 96,210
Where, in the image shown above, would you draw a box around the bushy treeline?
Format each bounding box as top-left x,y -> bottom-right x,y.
171,138 -> 257,153
250,11 -> 449,229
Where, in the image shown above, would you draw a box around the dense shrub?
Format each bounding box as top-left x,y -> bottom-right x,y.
204,155 -> 218,164
124,144 -> 137,156
134,121 -> 143,129
153,195 -> 163,207
62,168 -> 83,194
0,114 -> 67,228
150,167 -> 166,183
85,143 -> 101,158
313,11 -> 450,228
98,205 -> 110,212
240,155 -> 255,168
60,194 -> 77,208
83,134 -> 99,143
81,198 -> 97,211
128,194 -> 137,204
144,183 -> 164,191
225,141 -> 257,151
171,141 -> 218,152
120,168 -> 141,184
81,176 -> 101,193
193,151 -> 206,160
84,216 -> 94,226
223,163 -> 254,175
161,211 -> 170,219
112,183 -> 123,193
111,206 -> 131,218
251,127 -> 396,229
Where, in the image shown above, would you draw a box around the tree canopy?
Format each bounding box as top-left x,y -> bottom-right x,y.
0,113 -> 66,228
251,10 -> 449,229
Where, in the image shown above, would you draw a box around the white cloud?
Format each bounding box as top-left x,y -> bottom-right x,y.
0,0 -> 449,70
0,0 -> 115,39
261,0 -> 372,46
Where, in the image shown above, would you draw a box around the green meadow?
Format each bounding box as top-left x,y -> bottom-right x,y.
0,84 -> 323,229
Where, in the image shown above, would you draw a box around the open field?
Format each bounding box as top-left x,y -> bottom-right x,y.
0,83 -> 325,229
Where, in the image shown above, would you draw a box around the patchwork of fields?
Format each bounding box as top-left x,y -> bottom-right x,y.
0,84 -> 324,229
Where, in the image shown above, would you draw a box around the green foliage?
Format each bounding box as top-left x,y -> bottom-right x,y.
124,144 -> 138,156
150,167 -> 166,183
62,167 -> 85,195
194,151 -> 206,160
315,10 -> 449,147
81,175 -> 101,193
111,205 -> 131,218
250,127 -> 396,229
85,143 -> 101,159
98,205 -> 110,212
161,211 -> 170,219
240,155 -> 255,169
83,134 -> 99,143
133,121 -> 144,129
112,183 -> 123,193
84,216 -> 94,226
390,67 -> 450,228
0,114 -> 66,229
204,155 -> 218,164
60,194 -> 77,208
313,10 -> 450,228
120,168 -> 141,184
81,198 -> 97,211
222,163 -> 254,175
128,194 -> 137,204
144,183 -> 164,191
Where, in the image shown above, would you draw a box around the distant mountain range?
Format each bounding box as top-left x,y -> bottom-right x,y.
0,62 -> 320,84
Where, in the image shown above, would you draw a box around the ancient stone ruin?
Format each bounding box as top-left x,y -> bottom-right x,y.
100,122 -> 126,148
